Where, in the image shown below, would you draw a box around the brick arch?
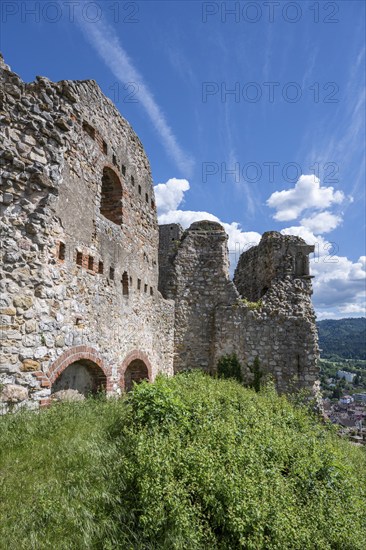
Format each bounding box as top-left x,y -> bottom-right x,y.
120,350 -> 153,391
33,346 -> 112,407
100,165 -> 123,225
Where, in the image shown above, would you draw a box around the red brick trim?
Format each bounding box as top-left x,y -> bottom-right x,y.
120,350 -> 152,390
103,162 -> 122,182
32,346 -> 112,394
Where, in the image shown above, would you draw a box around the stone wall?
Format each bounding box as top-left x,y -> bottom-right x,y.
158,223 -> 184,299
234,231 -> 314,302
0,53 -> 320,411
0,55 -> 174,412
158,222 -> 319,393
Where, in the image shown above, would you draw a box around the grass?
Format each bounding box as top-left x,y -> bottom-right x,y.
0,372 -> 365,549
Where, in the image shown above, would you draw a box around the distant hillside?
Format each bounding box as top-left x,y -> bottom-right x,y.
317,317 -> 366,360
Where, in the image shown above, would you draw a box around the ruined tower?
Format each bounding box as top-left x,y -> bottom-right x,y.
159,223 -> 319,393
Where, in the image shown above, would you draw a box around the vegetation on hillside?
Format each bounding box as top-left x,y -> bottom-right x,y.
317,317 -> 366,360
1,372 -> 365,549
320,358 -> 366,397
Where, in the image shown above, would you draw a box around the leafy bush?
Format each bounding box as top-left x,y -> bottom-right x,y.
217,353 -> 243,382
248,356 -> 263,392
1,372 -> 365,549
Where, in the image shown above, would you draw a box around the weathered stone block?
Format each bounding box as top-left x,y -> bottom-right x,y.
0,384 -> 28,403
21,359 -> 40,372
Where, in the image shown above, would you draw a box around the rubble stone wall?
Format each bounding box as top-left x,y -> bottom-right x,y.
0,54 -> 320,411
159,224 -> 319,393
0,56 -> 174,412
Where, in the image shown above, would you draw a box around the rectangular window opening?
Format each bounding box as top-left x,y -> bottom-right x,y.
150,287 -> 153,296
98,261 -> 104,274
103,141 -> 108,155
58,242 -> 65,261
138,185 -> 142,195
88,256 -> 94,271
82,121 -> 95,140
137,278 -> 141,290
109,267 -> 115,280
76,251 -> 83,266
131,175 -> 135,186
144,284 -> 148,293
122,165 -> 126,176
122,271 -> 129,296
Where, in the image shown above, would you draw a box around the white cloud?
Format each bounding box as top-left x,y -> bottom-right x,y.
300,211 -> 342,234
77,15 -> 193,176
154,177 -> 365,318
267,175 -> 345,221
154,178 -> 190,214
281,226 -> 366,318
155,178 -> 261,271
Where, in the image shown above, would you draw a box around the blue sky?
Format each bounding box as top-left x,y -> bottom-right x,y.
1,0 -> 365,319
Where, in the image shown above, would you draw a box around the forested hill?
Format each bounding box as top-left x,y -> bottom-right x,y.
317,317 -> 366,360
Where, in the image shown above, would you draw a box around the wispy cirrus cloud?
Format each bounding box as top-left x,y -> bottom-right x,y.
76,10 -> 194,176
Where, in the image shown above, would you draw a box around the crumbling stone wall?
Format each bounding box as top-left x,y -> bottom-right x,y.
0,53 -> 320,410
159,224 -> 319,393
234,231 -> 314,302
0,55 -> 174,411
158,223 -> 184,299
159,221 -> 238,372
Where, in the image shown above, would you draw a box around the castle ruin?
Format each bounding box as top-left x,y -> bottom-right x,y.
0,56 -> 319,411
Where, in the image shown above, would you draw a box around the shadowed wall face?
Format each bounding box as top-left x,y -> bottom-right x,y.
124,360 -> 149,391
51,361 -> 106,395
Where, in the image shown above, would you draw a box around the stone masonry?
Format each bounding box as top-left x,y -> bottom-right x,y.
0,55 -> 319,411
159,223 -> 319,394
0,55 -> 174,412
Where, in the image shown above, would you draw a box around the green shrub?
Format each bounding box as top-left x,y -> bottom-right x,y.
217,353 -> 243,382
1,372 -> 365,549
248,356 -> 263,392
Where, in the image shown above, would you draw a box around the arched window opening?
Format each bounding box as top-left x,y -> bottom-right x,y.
124,359 -> 149,392
122,271 -> 129,296
51,360 -> 106,397
100,167 -> 123,225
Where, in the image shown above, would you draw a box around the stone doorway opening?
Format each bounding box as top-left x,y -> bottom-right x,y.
124,359 -> 149,392
51,359 -> 107,397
